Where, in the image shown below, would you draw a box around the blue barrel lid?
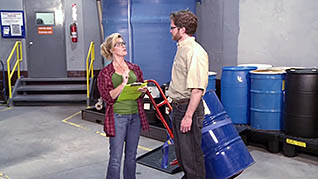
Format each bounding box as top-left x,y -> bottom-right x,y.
222,66 -> 257,71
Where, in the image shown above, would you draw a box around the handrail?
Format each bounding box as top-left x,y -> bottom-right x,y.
7,41 -> 23,99
86,42 -> 95,101
0,60 -> 7,103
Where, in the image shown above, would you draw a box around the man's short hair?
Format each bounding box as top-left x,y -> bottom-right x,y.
170,9 -> 198,36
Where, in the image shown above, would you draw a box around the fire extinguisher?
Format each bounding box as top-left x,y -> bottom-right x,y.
70,3 -> 78,43
70,22 -> 78,43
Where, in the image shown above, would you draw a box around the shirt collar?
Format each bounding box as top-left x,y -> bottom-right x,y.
177,37 -> 195,47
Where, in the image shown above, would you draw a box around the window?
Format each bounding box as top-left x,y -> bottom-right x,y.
35,12 -> 54,25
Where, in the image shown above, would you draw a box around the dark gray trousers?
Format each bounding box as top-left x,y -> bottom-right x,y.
172,99 -> 205,179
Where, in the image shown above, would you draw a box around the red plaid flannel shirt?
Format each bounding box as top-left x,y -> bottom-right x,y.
97,61 -> 149,137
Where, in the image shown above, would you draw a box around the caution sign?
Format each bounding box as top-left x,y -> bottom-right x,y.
286,138 -> 306,148
38,26 -> 53,35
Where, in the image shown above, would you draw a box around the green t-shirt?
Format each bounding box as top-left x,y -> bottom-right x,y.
112,70 -> 138,114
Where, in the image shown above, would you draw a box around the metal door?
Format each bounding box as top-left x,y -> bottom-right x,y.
25,0 -> 67,78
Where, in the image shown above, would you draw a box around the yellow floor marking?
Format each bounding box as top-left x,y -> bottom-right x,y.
138,145 -> 152,151
62,111 -> 89,130
96,131 -> 106,137
0,107 -> 11,112
0,172 -> 10,179
63,112 -> 152,152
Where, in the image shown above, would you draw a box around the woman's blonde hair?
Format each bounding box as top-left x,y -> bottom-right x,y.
100,33 -> 123,60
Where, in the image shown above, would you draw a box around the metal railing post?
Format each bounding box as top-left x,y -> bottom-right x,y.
7,41 -> 22,99
86,42 -> 95,106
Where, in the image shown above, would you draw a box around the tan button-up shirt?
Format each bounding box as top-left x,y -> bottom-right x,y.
168,37 -> 209,100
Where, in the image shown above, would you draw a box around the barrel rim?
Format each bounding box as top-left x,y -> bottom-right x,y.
208,71 -> 217,75
250,69 -> 286,74
222,66 -> 257,71
286,68 -> 318,74
268,66 -> 305,71
238,63 -> 273,69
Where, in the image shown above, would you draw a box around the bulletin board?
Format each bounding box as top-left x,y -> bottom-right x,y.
0,10 -> 25,38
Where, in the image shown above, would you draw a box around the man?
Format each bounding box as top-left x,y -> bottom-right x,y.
168,9 -> 209,179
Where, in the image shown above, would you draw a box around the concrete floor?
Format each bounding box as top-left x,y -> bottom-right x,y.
0,105 -> 317,179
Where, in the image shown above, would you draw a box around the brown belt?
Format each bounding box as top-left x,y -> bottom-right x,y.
172,98 -> 190,105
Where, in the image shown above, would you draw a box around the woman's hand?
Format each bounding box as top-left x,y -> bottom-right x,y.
122,71 -> 129,85
138,86 -> 148,93
110,70 -> 129,99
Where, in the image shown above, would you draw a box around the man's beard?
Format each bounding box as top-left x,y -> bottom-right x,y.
172,32 -> 182,41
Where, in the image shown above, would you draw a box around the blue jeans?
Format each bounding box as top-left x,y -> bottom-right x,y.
106,113 -> 141,179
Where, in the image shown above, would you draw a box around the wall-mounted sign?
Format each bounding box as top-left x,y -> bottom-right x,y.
38,26 -> 53,35
0,10 -> 25,38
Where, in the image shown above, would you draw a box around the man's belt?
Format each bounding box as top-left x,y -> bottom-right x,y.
172,98 -> 190,105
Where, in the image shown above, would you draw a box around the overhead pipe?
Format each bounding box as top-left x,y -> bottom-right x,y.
96,0 -> 105,66
128,0 -> 133,62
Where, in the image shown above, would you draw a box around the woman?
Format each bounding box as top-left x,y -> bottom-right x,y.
97,33 -> 149,179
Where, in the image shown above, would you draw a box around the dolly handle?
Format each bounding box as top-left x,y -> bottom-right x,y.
145,79 -> 174,139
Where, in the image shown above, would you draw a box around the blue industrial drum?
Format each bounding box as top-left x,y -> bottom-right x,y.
202,90 -> 255,179
103,0 -> 196,84
221,66 -> 257,124
206,72 -> 217,91
250,70 -> 286,130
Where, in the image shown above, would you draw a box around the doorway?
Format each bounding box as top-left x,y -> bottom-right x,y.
24,0 -> 67,78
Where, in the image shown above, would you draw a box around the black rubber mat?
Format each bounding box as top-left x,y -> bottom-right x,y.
235,124 -> 248,134
246,127 -> 281,153
137,144 -> 181,174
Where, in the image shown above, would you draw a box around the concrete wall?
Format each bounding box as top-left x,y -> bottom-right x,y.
82,0 -> 103,69
64,0 -> 103,71
238,0 -> 318,67
0,0 -> 27,70
197,0 -> 240,78
63,0 -> 103,70
64,0 -> 86,71
197,0 -> 318,78
197,0 -> 224,77
0,0 -> 102,72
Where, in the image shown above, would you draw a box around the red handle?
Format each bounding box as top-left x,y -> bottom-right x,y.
145,79 -> 174,139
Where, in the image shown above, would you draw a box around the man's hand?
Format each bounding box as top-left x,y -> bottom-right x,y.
179,88 -> 203,133
180,115 -> 192,133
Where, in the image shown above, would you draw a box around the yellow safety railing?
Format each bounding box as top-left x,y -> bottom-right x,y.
86,42 -> 95,101
7,41 -> 23,99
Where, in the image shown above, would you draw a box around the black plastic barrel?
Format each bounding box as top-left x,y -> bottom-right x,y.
284,68 -> 318,138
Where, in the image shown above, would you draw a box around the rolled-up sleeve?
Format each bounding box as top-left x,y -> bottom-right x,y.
186,48 -> 209,92
97,68 -> 116,105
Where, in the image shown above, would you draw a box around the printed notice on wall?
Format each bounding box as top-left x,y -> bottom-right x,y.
0,10 -> 25,38
1,11 -> 23,26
